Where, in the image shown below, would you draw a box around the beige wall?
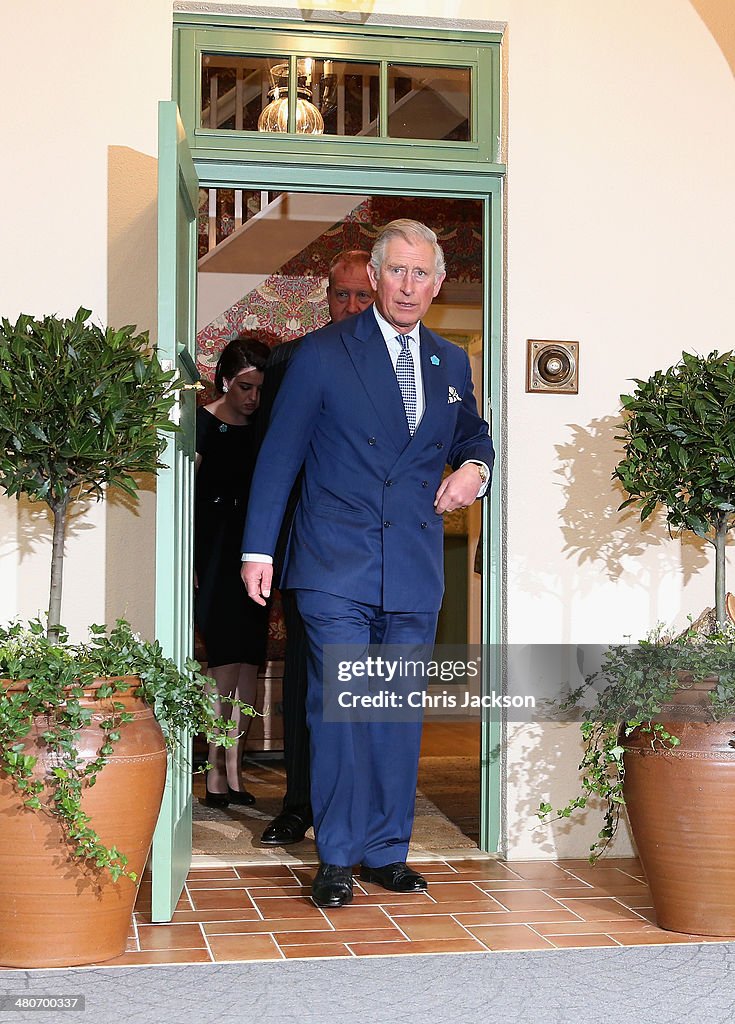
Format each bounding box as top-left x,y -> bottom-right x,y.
1,0 -> 733,855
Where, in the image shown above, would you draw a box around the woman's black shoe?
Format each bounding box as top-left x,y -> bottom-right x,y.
203,788 -> 229,809
227,787 -> 256,806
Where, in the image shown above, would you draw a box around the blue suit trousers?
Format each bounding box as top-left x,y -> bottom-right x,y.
296,590 -> 438,868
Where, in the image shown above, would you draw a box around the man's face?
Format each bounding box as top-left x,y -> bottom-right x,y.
367,236 -> 445,334
327,261 -> 374,322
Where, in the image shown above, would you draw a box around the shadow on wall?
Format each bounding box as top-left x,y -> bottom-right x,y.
106,147 -> 159,637
555,415 -> 708,586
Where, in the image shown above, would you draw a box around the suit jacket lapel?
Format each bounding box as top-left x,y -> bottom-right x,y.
341,308 -> 411,450
414,325 -> 447,439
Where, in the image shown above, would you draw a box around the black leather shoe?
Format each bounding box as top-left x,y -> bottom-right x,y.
311,864 -> 354,908
202,786 -> 256,809
227,787 -> 256,806
261,810 -> 312,846
360,862 -> 428,893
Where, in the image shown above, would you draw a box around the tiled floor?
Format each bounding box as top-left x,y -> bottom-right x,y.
100,855 -> 733,965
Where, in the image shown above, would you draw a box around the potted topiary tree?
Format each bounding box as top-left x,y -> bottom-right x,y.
0,309 -> 243,968
540,350 -> 735,937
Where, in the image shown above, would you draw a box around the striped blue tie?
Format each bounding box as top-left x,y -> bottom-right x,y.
395,334 -> 417,435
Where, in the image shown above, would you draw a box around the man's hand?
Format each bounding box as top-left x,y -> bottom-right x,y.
434,464 -> 483,514
241,561 -> 273,606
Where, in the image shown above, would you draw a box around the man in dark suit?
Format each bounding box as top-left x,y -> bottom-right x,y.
242,220 -> 494,907
259,250 -> 375,847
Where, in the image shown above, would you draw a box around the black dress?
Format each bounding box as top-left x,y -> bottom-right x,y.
195,407 -> 269,668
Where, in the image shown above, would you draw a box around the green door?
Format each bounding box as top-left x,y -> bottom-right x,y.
151,101 -> 199,922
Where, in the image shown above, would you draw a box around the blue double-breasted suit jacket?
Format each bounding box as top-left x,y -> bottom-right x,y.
242,305 -> 495,613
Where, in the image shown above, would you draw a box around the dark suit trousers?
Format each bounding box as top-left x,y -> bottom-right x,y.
295,589 -> 438,868
279,588 -> 311,816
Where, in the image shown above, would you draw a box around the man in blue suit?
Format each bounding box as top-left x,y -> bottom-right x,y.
242,220 -> 494,907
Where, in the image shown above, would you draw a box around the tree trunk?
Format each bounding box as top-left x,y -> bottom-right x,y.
47,497 -> 69,640
714,515 -> 729,627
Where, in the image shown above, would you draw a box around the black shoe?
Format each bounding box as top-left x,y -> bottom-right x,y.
227,787 -> 256,806
360,862 -> 428,893
202,786 -> 256,809
261,809 -> 312,846
312,864 -> 354,908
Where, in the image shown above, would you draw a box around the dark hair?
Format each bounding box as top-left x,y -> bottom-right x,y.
214,336 -> 270,394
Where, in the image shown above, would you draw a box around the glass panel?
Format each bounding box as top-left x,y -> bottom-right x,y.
305,59 -> 379,137
388,64 -> 471,141
200,54 -> 380,137
201,54 -> 287,131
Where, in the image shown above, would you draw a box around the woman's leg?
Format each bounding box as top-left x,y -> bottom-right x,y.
206,662 -> 259,793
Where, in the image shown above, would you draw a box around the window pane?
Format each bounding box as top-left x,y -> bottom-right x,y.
305,59 -> 379,137
388,64 -> 471,141
201,54 -> 287,131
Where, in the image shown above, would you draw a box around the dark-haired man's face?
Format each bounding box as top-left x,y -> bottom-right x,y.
327,262 -> 374,322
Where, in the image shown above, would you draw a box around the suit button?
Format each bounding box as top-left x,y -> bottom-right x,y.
421,480 -> 428,488
421,522 -> 428,529
386,479 -> 394,487
368,437 -> 376,445
435,442 -> 444,449
384,520 -> 392,528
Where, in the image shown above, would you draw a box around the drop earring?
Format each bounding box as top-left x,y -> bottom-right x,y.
222,383 -> 229,393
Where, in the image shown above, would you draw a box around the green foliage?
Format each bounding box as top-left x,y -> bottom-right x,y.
0,619 -> 253,882
0,308 -> 178,508
615,351 -> 735,619
537,624 -> 735,861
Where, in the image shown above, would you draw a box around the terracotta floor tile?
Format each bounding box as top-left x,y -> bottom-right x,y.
549,934 -> 622,948
235,872 -> 301,886
609,930 -> 706,946
564,868 -> 648,889
235,864 -> 302,879
245,885 -> 309,899
533,918 -> 654,936
170,908 -> 262,924
558,898 -> 647,923
464,925 -> 555,951
614,894 -> 655,910
499,862 -> 577,882
445,860 -> 523,881
348,938 -> 487,956
351,890 -> 440,905
278,927 -> 404,945
204,918 -> 331,936
281,943 -> 353,958
137,924 -> 206,951
491,890 -> 567,913
454,909 -> 583,926
391,900 -> 510,917
536,886 -> 597,899
208,933 -> 283,961
187,867 -> 240,878
186,877 -> 255,890
323,906 -> 394,929
251,896 -> 326,920
396,916 -> 473,941
189,889 -> 255,911
422,883 -> 501,904
99,949 -> 212,966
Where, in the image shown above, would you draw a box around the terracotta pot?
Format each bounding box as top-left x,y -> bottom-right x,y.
622,677 -> 735,936
0,677 -> 167,967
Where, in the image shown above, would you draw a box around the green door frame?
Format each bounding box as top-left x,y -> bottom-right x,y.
167,14 -> 506,856
194,158 -> 504,853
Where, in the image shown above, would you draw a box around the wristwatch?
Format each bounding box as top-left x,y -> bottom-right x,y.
474,463 -> 488,485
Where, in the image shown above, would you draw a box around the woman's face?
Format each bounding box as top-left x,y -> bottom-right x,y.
223,366 -> 264,419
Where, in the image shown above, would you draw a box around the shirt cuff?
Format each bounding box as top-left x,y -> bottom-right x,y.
461,460 -> 490,499
241,553 -> 274,563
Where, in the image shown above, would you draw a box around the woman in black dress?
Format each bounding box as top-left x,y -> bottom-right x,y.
195,336 -> 271,806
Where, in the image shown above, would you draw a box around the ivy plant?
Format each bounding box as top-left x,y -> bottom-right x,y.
615,351 -> 735,625
0,619 -> 251,882
538,623 -> 735,861
0,308 -> 179,639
